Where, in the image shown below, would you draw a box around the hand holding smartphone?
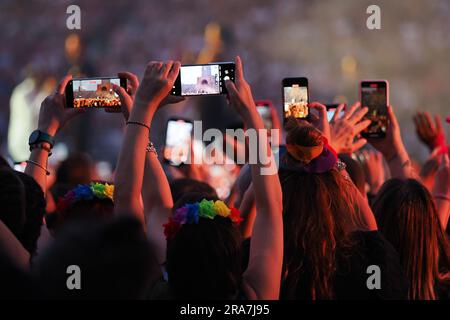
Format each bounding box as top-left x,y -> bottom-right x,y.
360,80 -> 389,139
65,77 -> 127,108
282,77 -> 309,121
171,62 -> 235,96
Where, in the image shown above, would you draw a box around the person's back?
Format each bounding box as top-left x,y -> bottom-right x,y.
373,178 -> 450,300
279,121 -> 408,299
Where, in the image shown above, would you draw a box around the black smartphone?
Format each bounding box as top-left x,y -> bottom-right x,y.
282,77 -> 309,121
255,100 -> 274,130
65,77 -> 127,108
171,62 -> 235,96
360,80 -> 389,139
163,118 -> 194,166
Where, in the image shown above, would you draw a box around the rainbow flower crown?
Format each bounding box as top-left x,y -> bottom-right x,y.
163,199 -> 243,240
56,182 -> 114,213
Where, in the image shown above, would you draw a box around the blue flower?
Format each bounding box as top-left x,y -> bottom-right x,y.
73,184 -> 94,201
185,203 -> 200,224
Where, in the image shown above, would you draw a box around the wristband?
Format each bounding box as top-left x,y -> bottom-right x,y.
26,160 -> 50,176
29,130 -> 55,149
126,121 -> 150,131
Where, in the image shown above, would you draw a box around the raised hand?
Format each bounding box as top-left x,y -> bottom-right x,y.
226,56 -> 283,299
368,105 -> 416,179
224,56 -> 260,126
368,105 -> 403,160
308,102 -> 331,142
112,71 -> 185,121
133,61 -> 181,116
109,72 -> 140,120
413,112 -> 445,152
329,102 -> 371,154
432,153 -> 450,228
28,75 -> 84,195
38,75 -> 85,136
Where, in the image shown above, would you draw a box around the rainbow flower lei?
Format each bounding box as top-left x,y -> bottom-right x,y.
56,182 -> 114,213
163,199 -> 243,240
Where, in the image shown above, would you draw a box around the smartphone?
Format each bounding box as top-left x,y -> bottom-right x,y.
163,118 -> 194,166
65,77 -> 127,108
171,62 -> 235,96
255,100 -> 274,130
282,77 -> 309,121
360,80 -> 389,138
325,103 -> 344,122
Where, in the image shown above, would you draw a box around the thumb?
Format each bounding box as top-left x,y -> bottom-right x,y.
387,105 -> 399,129
225,80 -> 239,103
113,84 -> 130,103
113,84 -> 132,119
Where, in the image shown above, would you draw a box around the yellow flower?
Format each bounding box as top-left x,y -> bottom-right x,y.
104,184 -> 114,200
214,200 -> 230,218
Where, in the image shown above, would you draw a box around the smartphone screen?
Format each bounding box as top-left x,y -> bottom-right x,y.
65,77 -> 127,108
325,104 -> 344,122
171,62 -> 235,96
255,100 -> 273,130
360,80 -> 389,138
282,78 -> 309,120
163,119 -> 194,166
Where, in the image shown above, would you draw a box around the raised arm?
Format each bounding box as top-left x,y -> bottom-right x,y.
113,70 -> 183,262
225,56 -> 283,300
369,106 -> 415,179
25,75 -> 84,196
433,153 -> 450,229
309,102 -> 378,230
328,102 -> 371,154
413,112 -> 445,153
0,219 -> 30,270
113,62 -> 180,225
237,183 -> 257,240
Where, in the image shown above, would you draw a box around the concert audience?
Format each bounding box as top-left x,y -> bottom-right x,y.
0,55 -> 449,301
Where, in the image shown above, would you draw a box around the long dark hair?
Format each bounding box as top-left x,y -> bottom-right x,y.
280,122 -> 364,299
373,179 -> 450,299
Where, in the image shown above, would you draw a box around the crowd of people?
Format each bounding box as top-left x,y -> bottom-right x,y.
0,56 -> 449,300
